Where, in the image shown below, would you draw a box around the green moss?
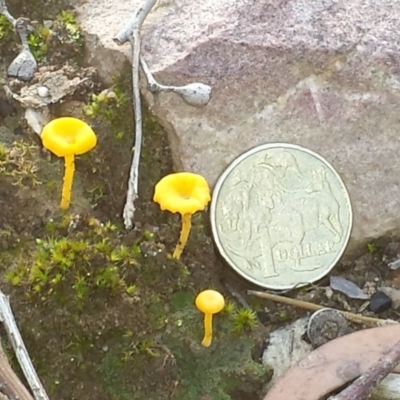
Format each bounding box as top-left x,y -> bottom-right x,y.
98,350 -> 138,400
83,90 -> 125,120
367,242 -> 377,253
170,290 -> 195,312
96,303 -> 270,400
222,301 -> 236,315
231,308 -> 259,333
0,15 -> 13,41
83,72 -> 131,143
63,331 -> 94,368
147,301 -> 167,330
163,308 -> 271,399
28,24 -> 51,62
56,10 -> 83,45
5,216 -> 138,309
24,8 -> 83,63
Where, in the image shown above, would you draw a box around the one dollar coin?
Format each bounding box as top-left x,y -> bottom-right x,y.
210,143 -> 353,290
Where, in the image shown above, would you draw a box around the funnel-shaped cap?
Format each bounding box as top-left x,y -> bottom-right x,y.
41,117 -> 97,157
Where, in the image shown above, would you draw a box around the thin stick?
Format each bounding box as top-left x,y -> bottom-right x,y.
0,291 -> 49,400
140,56 -> 163,92
140,56 -> 212,107
328,340 -> 400,400
122,32 -> 143,229
0,340 -> 33,400
114,0 -> 212,227
113,0 -> 157,45
114,0 -> 157,229
247,290 -> 397,326
140,56 -> 178,93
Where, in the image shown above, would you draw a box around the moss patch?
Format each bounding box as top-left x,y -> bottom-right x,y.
0,2 -> 274,399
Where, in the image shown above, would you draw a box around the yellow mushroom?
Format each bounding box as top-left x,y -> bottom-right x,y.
195,290 -> 225,347
153,172 -> 211,259
40,117 -> 97,209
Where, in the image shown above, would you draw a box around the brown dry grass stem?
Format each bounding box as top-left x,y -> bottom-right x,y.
247,290 -> 398,326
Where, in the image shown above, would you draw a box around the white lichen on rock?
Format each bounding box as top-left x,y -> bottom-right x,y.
4,65 -> 96,134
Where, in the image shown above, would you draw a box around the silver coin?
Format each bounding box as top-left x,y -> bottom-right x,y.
210,143 -> 353,290
307,308 -> 351,348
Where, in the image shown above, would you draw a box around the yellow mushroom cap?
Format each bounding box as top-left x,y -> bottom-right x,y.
41,117 -> 97,157
153,172 -> 211,215
195,290 -> 225,315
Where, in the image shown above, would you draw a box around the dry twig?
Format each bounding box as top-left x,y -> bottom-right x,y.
113,0 -> 157,229
113,0 -> 212,228
0,291 -> 49,400
0,340 -> 33,399
113,0 -> 157,45
247,290 -> 398,326
328,340 -> 400,400
140,57 -> 212,106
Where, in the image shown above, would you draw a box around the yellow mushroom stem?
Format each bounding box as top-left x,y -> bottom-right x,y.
201,312 -> 213,347
173,213 -> 192,259
60,154 -> 75,210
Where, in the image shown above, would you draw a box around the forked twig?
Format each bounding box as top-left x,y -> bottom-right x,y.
114,0 -> 212,228
113,0 -> 157,229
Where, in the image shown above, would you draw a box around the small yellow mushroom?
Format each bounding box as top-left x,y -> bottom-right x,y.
153,172 -> 211,259
40,117 -> 97,209
195,289 -> 225,347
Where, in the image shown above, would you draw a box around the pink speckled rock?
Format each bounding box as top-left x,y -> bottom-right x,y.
76,0 -> 400,250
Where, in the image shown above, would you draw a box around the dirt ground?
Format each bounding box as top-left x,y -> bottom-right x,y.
1,2 -> 400,400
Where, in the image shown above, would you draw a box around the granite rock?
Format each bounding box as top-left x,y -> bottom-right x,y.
75,0 -> 400,249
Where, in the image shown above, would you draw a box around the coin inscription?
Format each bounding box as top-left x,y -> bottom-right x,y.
210,143 -> 352,289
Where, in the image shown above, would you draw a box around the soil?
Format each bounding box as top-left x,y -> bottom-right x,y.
1,2 -> 400,400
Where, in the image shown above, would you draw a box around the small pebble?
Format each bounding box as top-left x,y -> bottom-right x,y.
369,291 -> 392,313
379,287 -> 400,310
43,20 -> 53,29
325,287 -> 334,300
37,86 -> 49,97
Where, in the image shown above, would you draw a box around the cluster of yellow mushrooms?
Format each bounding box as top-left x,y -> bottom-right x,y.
40,117 -> 225,347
